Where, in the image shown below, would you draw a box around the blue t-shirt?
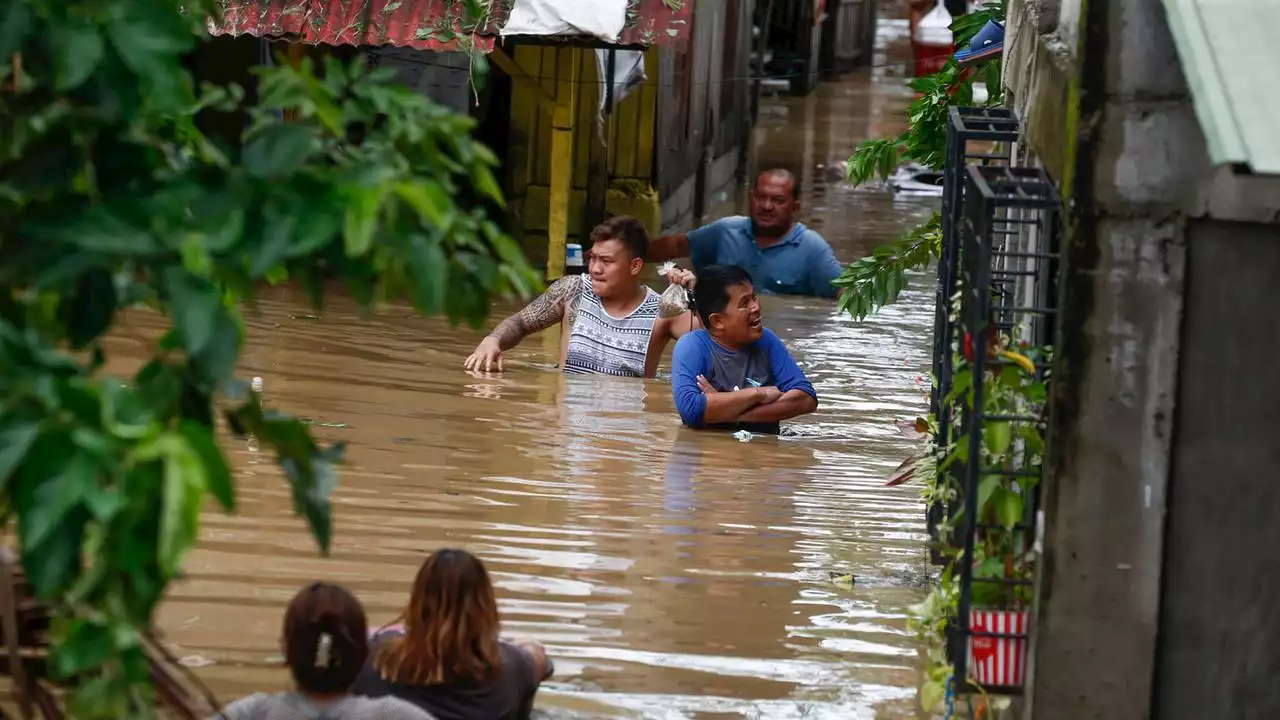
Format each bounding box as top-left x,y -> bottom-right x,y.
671,328 -> 817,429
686,217 -> 843,298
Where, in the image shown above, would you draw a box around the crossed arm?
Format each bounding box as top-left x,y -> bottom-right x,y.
695,376 -> 817,425
671,331 -> 819,428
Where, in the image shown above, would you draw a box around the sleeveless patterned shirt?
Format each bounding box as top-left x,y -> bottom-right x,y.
563,275 -> 660,377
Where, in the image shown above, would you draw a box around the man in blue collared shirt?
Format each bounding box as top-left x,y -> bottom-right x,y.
646,169 -> 844,298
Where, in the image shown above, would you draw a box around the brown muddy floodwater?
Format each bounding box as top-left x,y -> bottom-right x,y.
109,17 -> 943,720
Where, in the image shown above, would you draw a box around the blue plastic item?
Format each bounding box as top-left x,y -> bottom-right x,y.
954,20 -> 1004,65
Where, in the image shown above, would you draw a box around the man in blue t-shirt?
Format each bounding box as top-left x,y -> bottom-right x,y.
647,169 -> 844,298
670,265 -> 819,433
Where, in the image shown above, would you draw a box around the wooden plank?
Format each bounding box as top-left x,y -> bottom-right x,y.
546,47 -> 581,281
614,85 -> 639,177
490,47 -> 556,112
625,50 -> 659,182
507,47 -> 531,204
531,47 -> 555,190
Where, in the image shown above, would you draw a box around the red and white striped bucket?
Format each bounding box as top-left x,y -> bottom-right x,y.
967,610 -> 1028,687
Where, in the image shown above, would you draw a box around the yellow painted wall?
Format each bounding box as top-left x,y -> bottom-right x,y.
505,46 -> 661,268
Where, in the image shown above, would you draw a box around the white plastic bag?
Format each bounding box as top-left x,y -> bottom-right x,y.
656,262 -> 691,319
501,0 -> 628,43
914,0 -> 953,48
594,49 -> 646,142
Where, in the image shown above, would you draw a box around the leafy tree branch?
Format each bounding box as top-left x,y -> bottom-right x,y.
833,214 -> 941,320
837,1 -> 1005,320
1,0 -> 535,715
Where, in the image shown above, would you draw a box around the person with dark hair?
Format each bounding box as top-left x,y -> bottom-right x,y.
646,169 -> 844,298
463,215 -> 698,377
215,582 -> 434,719
351,549 -> 551,720
671,265 -> 818,433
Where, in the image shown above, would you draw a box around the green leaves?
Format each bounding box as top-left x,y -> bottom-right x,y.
54,209 -> 161,256
994,488 -> 1023,530
396,181 -> 450,226
104,0 -> 194,112
3,1 -> 538,714
228,395 -> 344,554
846,138 -> 902,187
63,268 -> 118,349
244,124 -> 316,179
835,214 -> 940,320
404,234 -> 448,316
53,618 -> 115,679
179,420 -> 233,511
0,418 -> 40,487
0,0 -> 31,59
12,435 -> 94,599
343,185 -> 387,258
156,434 -> 205,578
163,269 -> 221,357
50,21 -> 104,90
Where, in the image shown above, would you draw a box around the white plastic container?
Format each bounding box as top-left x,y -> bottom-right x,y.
914,0 -> 954,48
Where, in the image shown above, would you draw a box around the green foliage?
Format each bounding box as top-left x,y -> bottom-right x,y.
837,2 -> 1006,320
832,214 -> 941,321
0,0 -> 537,715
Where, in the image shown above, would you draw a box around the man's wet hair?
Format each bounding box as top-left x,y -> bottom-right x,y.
755,168 -> 801,200
588,215 -> 649,260
694,264 -> 754,327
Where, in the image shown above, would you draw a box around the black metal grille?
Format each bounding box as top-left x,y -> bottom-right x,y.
928,107 -> 1020,566
948,164 -> 1061,694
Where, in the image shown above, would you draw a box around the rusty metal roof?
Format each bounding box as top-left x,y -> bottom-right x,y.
208,0 -> 692,53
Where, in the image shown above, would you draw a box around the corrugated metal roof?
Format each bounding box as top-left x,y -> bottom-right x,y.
208,0 -> 691,53
1161,0 -> 1280,174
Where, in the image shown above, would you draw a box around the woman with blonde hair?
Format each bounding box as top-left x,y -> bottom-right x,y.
216,582 -> 433,719
351,549 -> 551,720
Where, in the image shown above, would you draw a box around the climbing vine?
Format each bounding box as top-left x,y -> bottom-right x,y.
0,0 -> 535,716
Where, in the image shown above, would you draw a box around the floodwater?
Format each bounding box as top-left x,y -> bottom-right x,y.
116,12 -> 943,720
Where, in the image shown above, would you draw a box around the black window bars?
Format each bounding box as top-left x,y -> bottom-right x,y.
929,106 -> 1020,566
928,105 -> 1064,696
949,163 -> 1061,694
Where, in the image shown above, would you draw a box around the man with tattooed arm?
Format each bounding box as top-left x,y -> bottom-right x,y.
464,216 -> 699,378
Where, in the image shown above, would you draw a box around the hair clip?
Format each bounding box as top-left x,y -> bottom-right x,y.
315,632 -> 333,668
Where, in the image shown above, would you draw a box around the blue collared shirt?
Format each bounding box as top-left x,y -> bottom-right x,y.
686,217 -> 843,298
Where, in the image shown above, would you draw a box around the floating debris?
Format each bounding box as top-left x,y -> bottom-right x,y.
302,419 -> 350,429
178,655 -> 216,668
250,376 -> 264,393
827,571 -> 856,589
888,162 -> 945,196
733,430 -> 753,443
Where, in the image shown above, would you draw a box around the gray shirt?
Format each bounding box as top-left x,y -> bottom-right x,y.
215,692 -> 436,720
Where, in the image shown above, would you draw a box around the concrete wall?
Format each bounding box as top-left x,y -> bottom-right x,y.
1155,219 -> 1280,719
1003,0 -> 1199,718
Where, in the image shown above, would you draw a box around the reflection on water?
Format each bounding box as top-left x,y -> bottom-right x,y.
102,13 -> 945,720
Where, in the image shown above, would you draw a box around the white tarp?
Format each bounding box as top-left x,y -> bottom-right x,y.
594,48 -> 645,142
501,0 -> 628,43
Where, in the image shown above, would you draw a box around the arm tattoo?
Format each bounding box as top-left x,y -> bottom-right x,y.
488,275 -> 581,350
